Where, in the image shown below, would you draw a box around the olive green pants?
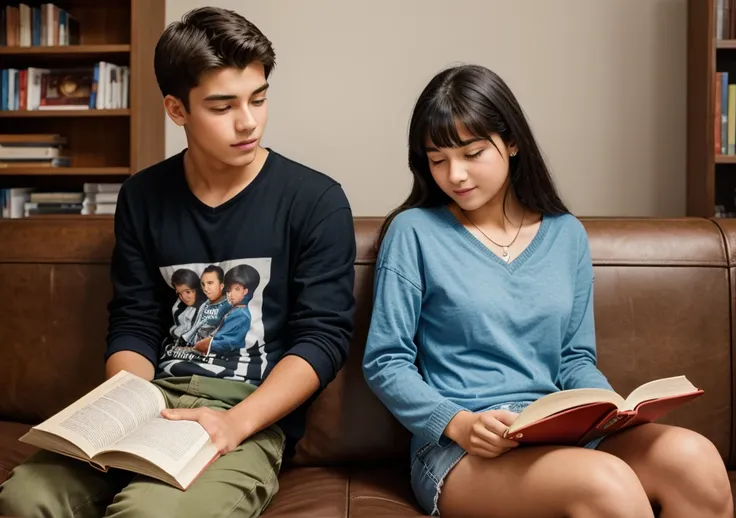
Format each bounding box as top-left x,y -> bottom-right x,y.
0,375 -> 285,518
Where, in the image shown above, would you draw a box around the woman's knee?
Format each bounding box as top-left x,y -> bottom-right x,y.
568,454 -> 652,518
654,428 -> 732,513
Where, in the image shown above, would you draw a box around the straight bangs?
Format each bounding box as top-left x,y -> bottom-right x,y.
411,95 -> 496,157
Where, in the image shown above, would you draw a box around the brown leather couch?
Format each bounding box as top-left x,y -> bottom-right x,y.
0,216 -> 735,517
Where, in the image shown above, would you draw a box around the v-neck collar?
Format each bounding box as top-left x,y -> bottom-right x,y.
439,205 -> 550,273
175,148 -> 276,216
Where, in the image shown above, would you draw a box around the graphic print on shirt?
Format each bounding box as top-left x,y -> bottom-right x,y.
157,258 -> 271,382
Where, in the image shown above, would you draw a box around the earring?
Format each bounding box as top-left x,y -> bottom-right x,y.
510,151 -> 517,157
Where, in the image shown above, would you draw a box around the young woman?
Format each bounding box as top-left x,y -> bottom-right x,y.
362,64 -> 732,518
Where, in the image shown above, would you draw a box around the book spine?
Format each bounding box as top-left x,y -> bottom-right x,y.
716,73 -> 722,155
576,409 -> 636,446
729,85 -> 736,155
723,72 -> 730,155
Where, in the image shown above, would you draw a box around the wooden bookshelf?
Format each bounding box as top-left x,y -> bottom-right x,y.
687,0 -> 736,217
717,39 -> 736,49
716,154 -> 736,164
0,0 -> 165,198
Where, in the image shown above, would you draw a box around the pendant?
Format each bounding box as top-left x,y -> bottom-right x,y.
502,246 -> 510,263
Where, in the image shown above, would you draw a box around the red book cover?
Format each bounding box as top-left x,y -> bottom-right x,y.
503,376 -> 704,446
20,70 -> 27,111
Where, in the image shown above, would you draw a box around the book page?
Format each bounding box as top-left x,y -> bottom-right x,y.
96,416 -> 214,478
507,388 -> 625,433
624,375 -> 699,409
32,371 -> 166,457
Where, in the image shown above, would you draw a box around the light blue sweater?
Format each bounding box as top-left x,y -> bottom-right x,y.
362,206 -> 612,452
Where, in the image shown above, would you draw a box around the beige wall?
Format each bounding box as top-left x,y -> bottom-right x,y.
164,0 -> 687,218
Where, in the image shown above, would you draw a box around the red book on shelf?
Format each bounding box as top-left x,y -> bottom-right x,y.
503,376 -> 704,446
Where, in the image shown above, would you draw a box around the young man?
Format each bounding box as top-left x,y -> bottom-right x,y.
0,6 -> 356,518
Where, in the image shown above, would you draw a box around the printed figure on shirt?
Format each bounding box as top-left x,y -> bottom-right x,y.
182,265 -> 232,345
193,263 -> 260,357
158,258 -> 271,379
168,268 -> 207,341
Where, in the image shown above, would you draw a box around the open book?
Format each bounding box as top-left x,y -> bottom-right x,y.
19,370 -> 219,490
502,376 -> 704,446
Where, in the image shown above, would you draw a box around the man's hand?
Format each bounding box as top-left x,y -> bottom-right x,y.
444,409 -> 520,459
162,356 -> 320,457
162,407 -> 243,455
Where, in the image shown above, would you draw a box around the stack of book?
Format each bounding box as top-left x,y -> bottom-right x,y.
23,190 -> 84,216
82,182 -> 121,215
0,181 -> 123,218
0,133 -> 69,170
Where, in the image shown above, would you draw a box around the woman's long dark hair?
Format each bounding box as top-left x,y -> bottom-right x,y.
377,64 -> 569,246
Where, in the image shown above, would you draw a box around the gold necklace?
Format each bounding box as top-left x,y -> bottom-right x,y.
463,209 -> 525,263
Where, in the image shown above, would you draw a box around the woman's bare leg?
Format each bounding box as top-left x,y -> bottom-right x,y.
438,445 -> 653,518
598,423 -> 733,518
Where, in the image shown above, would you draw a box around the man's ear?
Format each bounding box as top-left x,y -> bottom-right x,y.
164,95 -> 187,126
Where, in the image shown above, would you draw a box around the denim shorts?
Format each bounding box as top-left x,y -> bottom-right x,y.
410,401 -> 606,516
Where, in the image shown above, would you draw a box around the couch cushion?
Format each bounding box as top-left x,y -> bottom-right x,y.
349,467 -> 427,518
261,466 -> 349,517
0,421 -> 36,483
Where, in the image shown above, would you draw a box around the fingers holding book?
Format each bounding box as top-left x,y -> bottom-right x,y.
446,409 -> 520,459
162,407 -> 242,455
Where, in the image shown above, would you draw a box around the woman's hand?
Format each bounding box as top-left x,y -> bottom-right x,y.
445,409 -> 520,458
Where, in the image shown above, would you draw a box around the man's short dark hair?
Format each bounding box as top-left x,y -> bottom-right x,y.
154,6 -> 276,111
202,264 -> 225,283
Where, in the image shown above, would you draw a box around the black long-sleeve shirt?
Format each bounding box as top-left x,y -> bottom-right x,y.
105,149 -> 356,452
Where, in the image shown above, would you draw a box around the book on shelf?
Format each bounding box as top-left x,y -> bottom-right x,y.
1,3 -> 80,47
502,375 -> 703,446
714,72 -> 735,156
716,0 -> 736,40
24,201 -> 83,217
19,370 -> 219,490
0,187 -> 32,219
